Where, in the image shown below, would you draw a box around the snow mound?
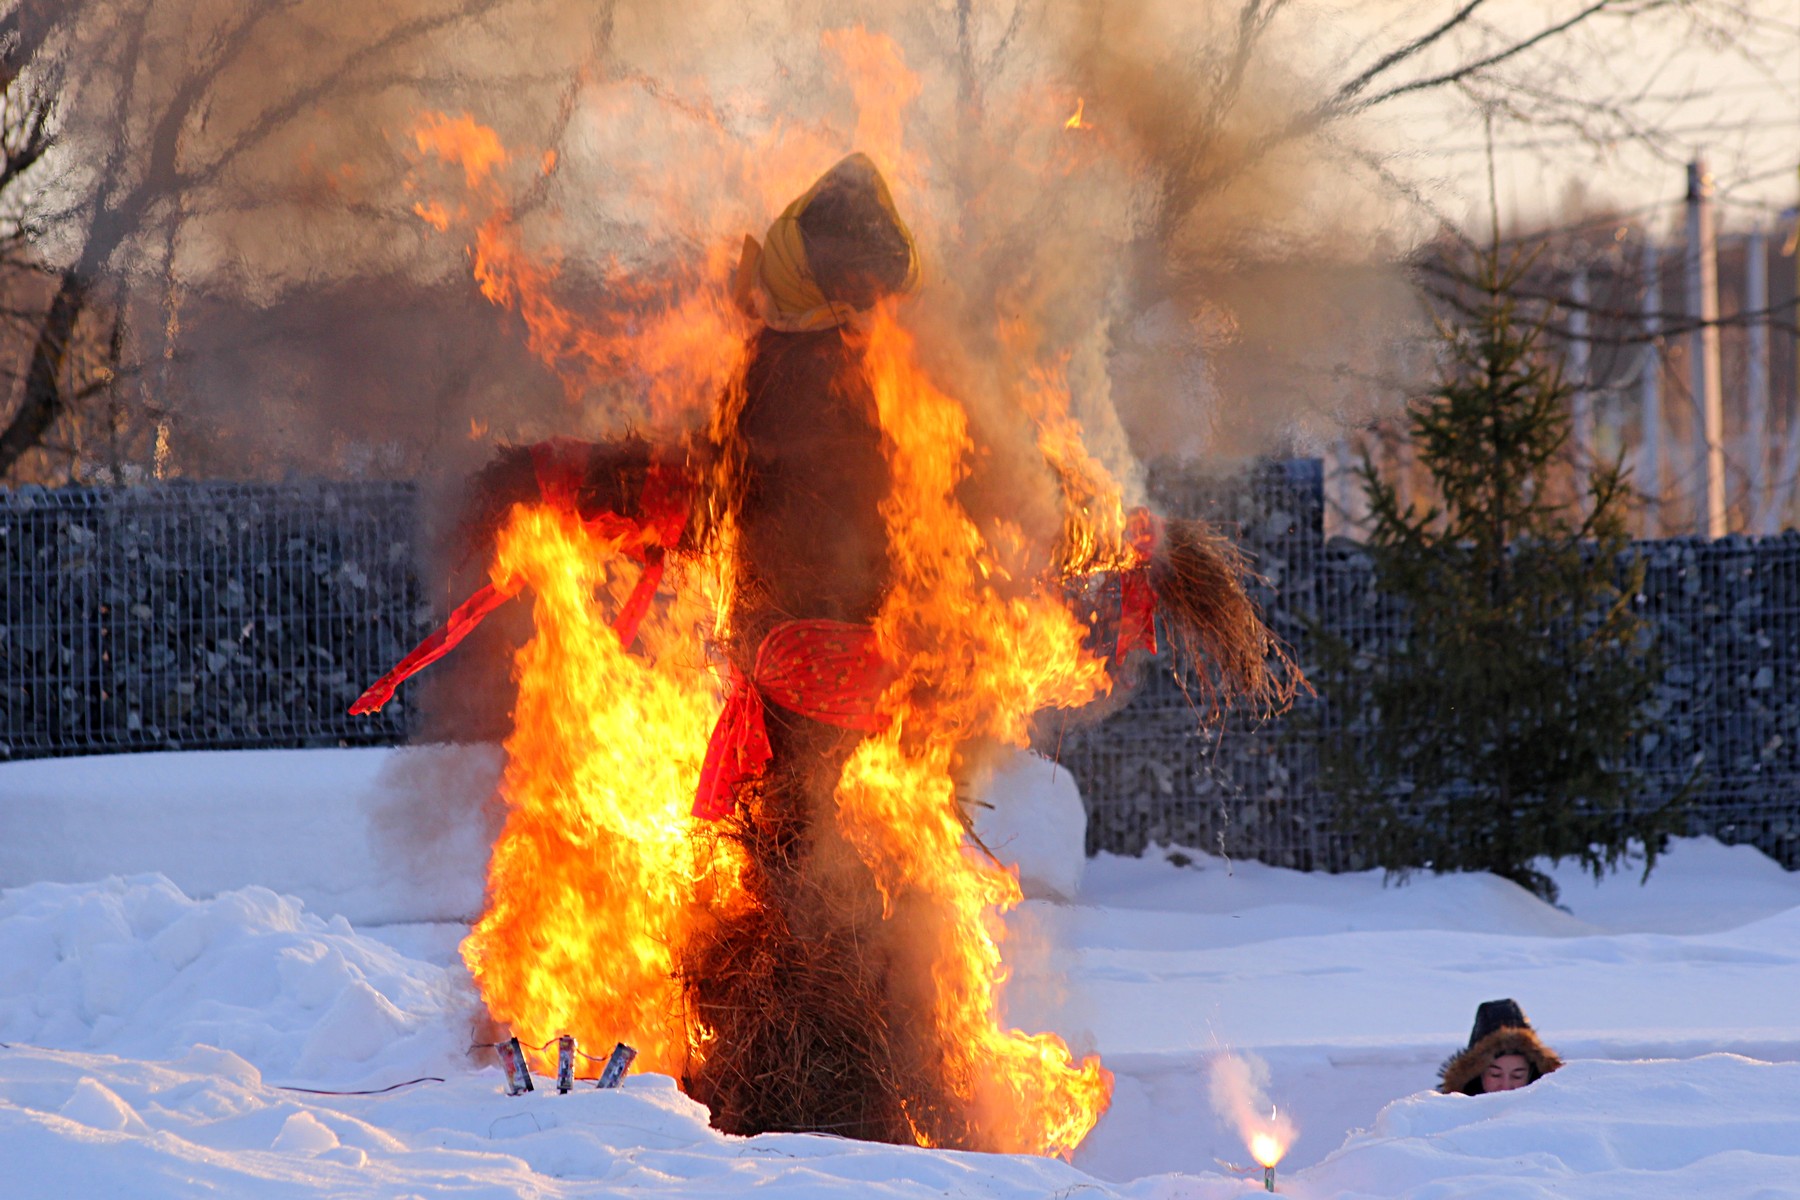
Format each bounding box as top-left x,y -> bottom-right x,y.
0,1042 -> 1114,1200
0,745 -> 501,926
972,750 -> 1087,901
1318,1056 -> 1800,1198
0,874 -> 477,1090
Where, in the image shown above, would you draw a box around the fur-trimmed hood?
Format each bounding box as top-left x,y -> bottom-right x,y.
1437,1026 -> 1564,1095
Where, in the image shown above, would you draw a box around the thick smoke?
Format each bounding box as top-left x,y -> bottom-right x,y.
38,0 -> 1415,952
44,0 -> 1410,489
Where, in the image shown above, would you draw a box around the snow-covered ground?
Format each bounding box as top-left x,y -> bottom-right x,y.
4,747 -> 1798,1197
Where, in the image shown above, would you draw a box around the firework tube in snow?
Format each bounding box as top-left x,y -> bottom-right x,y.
597,1042 -> 638,1089
498,1037 -> 533,1095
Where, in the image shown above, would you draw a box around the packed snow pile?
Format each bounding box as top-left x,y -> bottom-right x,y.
1,1039 -> 1123,1199
970,750 -> 1089,901
2,747 -> 1798,1197
0,874 -> 475,1090
0,746 -> 500,926
1319,1056 -> 1800,1197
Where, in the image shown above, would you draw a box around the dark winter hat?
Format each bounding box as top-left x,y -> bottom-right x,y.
1468,998 -> 1531,1046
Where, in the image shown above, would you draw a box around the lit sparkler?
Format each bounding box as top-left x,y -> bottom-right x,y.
1249,1109 -> 1288,1192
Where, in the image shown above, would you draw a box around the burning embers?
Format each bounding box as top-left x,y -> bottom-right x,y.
362,38 -> 1290,1160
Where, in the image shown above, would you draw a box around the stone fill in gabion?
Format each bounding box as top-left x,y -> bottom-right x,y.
5,469 -> 1796,870
1058,460 -> 1800,871
1,481 -> 429,759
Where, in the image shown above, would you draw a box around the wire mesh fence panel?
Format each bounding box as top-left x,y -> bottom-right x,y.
1,481 -> 430,760
4,471 -> 1796,867
1061,463 -> 1800,871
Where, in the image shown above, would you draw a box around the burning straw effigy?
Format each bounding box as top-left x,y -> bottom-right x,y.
353,150 -> 1293,1156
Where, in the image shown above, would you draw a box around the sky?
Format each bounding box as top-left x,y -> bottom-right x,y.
1352,1 -> 1800,238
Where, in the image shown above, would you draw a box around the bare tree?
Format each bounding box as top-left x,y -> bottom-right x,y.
0,0 -> 587,484
3,0 -> 1782,481
1055,1 -> 1777,293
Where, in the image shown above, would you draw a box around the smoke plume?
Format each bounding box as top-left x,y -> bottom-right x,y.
1209,1050 -> 1297,1164
40,0 -> 1413,490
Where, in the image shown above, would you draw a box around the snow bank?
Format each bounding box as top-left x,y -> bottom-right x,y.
1049,842 -> 1800,1180
971,749 -> 1087,901
1317,1056 -> 1800,1198
0,746 -> 501,926
1,1041 -> 1118,1200
0,874 -> 476,1090
2,748 -> 1798,1197
5,1041 -> 1798,1198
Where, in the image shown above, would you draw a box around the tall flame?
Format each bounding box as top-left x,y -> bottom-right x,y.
461,503 -> 741,1075
412,28 -> 1139,1158
835,307 -> 1114,1155
409,111 -> 746,431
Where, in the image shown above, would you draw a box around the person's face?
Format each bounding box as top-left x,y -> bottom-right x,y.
1482,1053 -> 1531,1093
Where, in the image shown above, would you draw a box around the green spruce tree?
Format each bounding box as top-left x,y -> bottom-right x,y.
1322,251 -> 1680,903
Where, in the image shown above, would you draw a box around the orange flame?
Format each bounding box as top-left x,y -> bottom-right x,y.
409,111 -> 746,429
413,111 -> 510,188
1065,98 -> 1090,130
416,28 -> 1133,1158
1251,1127 -> 1286,1168
461,502 -> 741,1075
836,306 -> 1116,1156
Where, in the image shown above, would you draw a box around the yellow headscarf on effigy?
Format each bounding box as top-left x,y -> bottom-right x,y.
732,152 -> 920,332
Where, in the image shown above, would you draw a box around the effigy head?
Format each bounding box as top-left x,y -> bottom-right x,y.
733,152 -> 919,331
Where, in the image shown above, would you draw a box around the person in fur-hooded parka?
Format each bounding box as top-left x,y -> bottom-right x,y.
1438,999 -> 1564,1095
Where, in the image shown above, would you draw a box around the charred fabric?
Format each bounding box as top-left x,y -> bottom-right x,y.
354,153 -> 1290,1150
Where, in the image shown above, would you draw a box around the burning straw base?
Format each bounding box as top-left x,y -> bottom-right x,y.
679,717 -> 961,1146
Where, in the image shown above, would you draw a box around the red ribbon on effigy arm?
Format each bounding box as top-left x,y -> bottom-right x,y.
690,620 -> 892,820
347,446 -> 690,716
1116,506 -> 1162,660
610,464 -> 689,650
347,582 -> 518,715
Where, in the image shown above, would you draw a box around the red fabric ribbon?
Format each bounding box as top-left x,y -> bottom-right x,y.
347,582 -> 516,715
608,465 -> 688,649
1116,507 -> 1161,660
692,666 -> 773,821
347,448 -> 689,715
691,619 -> 892,820
753,619 -> 892,732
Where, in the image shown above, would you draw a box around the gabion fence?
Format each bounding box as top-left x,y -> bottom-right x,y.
5,471 -> 1797,870
1,482 -> 430,759
1060,460 -> 1800,870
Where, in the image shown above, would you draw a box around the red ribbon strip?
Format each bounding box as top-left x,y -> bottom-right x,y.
692,666 -> 773,821
347,582 -> 516,715
347,448 -> 689,716
608,465 -> 688,650
1116,507 -> 1161,661
691,619 -> 892,820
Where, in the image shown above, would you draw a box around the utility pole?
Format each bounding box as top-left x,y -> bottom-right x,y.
1640,236 -> 1662,538
1569,266 -> 1592,472
1332,431 -> 1361,537
1769,189 -> 1800,534
1745,228 -> 1770,533
1686,159 -> 1727,538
